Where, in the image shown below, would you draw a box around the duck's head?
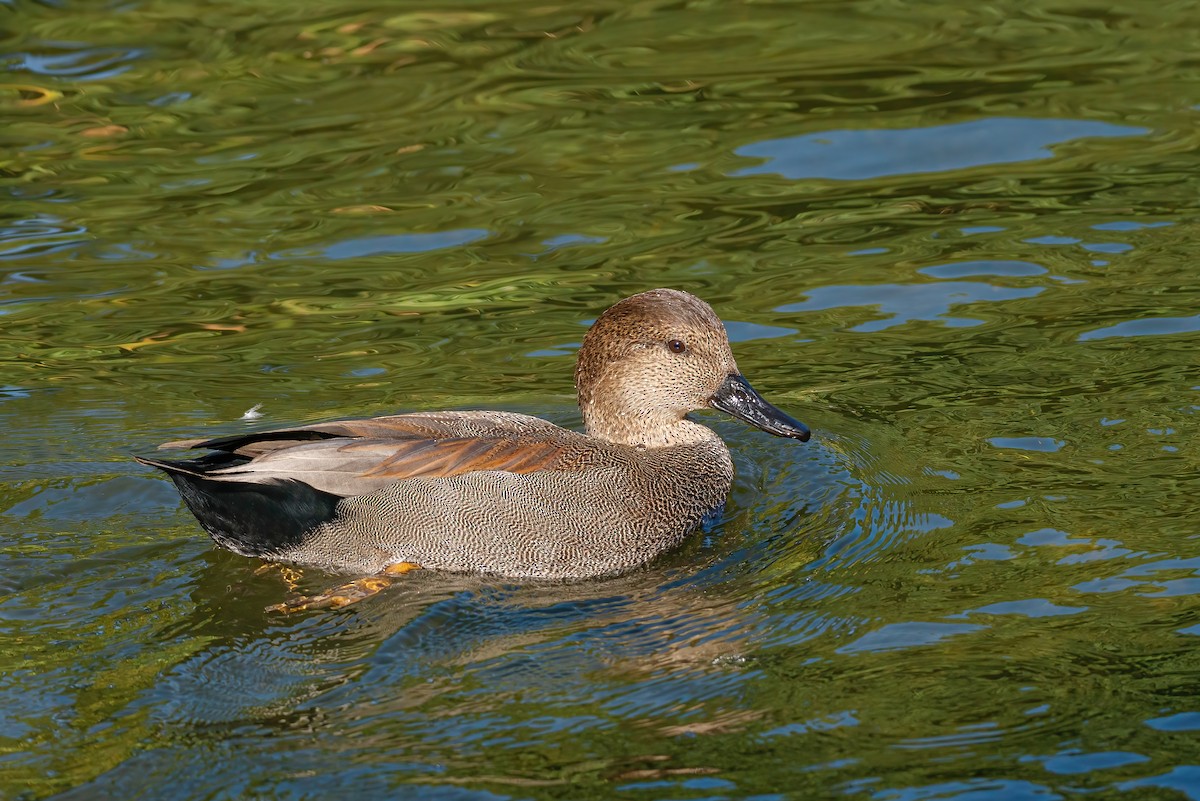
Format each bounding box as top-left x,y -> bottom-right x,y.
574,288 -> 810,447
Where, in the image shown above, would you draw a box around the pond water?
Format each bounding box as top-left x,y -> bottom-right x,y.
3,0 -> 1199,798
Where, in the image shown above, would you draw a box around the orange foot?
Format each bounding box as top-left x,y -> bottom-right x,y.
266,562 -> 422,613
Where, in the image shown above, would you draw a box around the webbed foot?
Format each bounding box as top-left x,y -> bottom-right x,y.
265,562 -> 421,613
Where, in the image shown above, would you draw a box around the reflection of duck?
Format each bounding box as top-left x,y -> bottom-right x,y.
137,289 -> 809,586
168,553 -> 770,735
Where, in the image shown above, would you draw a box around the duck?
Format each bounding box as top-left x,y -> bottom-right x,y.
136,288 -> 810,591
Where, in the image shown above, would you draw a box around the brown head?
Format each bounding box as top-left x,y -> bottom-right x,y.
574,288 -> 810,447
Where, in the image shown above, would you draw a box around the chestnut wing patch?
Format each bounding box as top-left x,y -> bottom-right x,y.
200,433 -> 579,496
347,437 -> 569,480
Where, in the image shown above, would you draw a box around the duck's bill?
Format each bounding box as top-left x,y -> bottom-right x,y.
709,374 -> 811,442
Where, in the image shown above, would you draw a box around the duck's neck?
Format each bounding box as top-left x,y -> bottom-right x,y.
580,401 -> 719,449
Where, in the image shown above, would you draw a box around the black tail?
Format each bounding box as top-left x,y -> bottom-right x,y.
135,455 -> 340,558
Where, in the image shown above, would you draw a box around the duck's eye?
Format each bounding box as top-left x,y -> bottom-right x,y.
667,339 -> 687,354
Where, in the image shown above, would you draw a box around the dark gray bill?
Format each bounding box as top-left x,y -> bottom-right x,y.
709,374 -> 811,442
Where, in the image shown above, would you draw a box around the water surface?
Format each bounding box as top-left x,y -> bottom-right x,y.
2,0 -> 1199,799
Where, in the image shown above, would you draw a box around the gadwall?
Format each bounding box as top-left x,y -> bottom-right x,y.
137,289 -> 809,587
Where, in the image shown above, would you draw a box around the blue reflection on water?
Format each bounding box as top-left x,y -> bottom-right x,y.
837,621 -> 986,655
275,229 -> 491,261
920,261 -> 1046,279
541,234 -> 607,251
724,320 -> 797,343
1092,221 -> 1172,231
778,281 -> 1043,332
1080,314 -> 1200,341
1118,766 -> 1200,799
1034,749 -> 1150,775
989,437 -> 1065,452
8,42 -> 146,81
733,118 -> 1147,180
957,599 -> 1087,618
1147,713 -> 1200,732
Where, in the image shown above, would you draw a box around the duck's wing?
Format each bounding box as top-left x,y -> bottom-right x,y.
159,410 -> 563,455
147,411 -> 582,497
198,435 -> 574,496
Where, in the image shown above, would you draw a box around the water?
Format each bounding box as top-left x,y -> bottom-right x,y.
3,0 -> 1199,798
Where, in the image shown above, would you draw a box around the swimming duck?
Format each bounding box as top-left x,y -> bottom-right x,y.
137,289 -> 809,589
